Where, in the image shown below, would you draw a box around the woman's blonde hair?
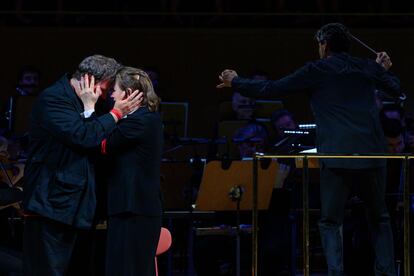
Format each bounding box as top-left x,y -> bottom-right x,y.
116,66 -> 160,112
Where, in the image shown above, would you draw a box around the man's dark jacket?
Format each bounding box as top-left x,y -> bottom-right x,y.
23,75 -> 116,229
104,106 -> 163,216
232,53 -> 402,168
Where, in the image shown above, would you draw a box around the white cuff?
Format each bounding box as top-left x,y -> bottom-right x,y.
83,109 -> 95,118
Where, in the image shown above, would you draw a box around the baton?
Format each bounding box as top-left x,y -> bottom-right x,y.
349,33 -> 378,55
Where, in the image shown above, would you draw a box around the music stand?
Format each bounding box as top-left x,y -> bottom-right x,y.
195,160 -> 277,276
161,160 -> 202,210
160,102 -> 188,140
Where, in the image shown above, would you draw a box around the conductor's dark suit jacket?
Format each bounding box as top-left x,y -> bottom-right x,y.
104,106 -> 163,217
23,75 -> 116,229
232,53 -> 402,168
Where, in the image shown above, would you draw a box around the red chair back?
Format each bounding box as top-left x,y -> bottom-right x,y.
156,227 -> 172,255
155,227 -> 172,276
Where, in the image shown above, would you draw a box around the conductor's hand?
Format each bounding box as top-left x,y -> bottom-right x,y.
216,69 -> 238,89
376,51 -> 392,71
113,90 -> 144,118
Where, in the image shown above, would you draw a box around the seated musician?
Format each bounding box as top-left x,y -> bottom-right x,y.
232,122 -> 269,159
0,136 -> 25,190
0,136 -> 24,276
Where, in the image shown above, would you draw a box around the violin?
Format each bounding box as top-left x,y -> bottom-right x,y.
0,154 -> 25,188
0,154 -> 24,212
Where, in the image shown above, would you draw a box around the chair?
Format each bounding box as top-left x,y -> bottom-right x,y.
217,120 -> 249,159
155,227 -> 172,276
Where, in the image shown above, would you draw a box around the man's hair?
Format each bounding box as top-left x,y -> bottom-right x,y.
116,66 -> 160,112
72,55 -> 121,82
315,23 -> 351,53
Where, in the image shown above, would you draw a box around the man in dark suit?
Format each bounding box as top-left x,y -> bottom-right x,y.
217,23 -> 402,276
98,67 -> 163,276
23,55 -> 142,275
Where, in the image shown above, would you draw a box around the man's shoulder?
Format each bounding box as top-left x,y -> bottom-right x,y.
298,59 -> 330,74
38,75 -> 71,101
310,53 -> 378,73
30,75 -> 79,120
331,53 -> 375,66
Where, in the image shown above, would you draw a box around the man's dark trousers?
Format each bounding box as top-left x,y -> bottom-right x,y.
318,166 -> 396,276
23,217 -> 77,276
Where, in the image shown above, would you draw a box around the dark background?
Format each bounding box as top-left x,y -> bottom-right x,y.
1,2 -> 414,138
1,3 -> 414,275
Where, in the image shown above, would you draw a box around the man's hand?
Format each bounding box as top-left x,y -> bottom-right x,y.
113,90 -> 144,118
73,74 -> 101,110
376,51 -> 392,71
216,69 -> 238,89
